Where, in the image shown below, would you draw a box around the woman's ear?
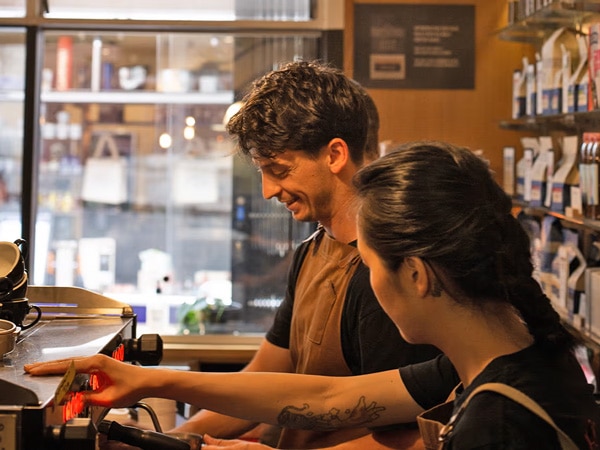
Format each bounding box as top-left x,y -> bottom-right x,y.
404,257 -> 431,298
327,138 -> 350,174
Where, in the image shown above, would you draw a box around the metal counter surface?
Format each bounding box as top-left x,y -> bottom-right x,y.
0,316 -> 133,407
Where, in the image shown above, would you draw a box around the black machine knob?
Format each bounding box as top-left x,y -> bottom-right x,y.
122,334 -> 163,366
98,420 -> 193,450
45,417 -> 96,450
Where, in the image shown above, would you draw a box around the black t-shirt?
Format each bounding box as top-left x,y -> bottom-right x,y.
266,233 -> 441,375
401,346 -> 600,449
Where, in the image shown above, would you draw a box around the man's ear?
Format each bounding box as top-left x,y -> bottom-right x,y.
327,138 -> 350,174
404,257 -> 430,298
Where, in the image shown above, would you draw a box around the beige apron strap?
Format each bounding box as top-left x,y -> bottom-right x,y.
440,382 -> 579,450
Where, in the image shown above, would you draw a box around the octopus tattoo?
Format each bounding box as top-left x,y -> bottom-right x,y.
276,396 -> 385,431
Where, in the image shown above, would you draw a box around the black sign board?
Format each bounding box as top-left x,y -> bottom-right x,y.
353,4 -> 475,90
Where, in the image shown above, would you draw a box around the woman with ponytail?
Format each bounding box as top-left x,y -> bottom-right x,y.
26,141 -> 599,449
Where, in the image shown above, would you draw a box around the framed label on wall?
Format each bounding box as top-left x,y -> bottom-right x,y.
353,3 -> 475,90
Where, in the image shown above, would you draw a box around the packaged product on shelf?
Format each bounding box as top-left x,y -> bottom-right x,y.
567,34 -> 589,113
536,53 -> 544,115
55,36 -> 73,91
540,27 -> 577,115
525,58 -> 536,116
586,266 -> 600,337
589,23 -> 600,110
529,136 -> 553,207
560,43 -> 571,114
580,133 -> 592,213
516,136 -> 538,201
503,146 -> 516,196
512,68 -> 526,119
583,132 -> 600,219
551,135 -> 579,213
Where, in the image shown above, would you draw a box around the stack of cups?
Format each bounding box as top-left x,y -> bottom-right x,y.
0,239 -> 42,334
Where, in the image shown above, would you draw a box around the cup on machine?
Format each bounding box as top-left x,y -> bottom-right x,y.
0,298 -> 41,330
0,318 -> 18,356
0,239 -> 28,302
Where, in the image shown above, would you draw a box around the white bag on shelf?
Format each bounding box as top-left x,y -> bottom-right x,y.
81,133 -> 128,205
171,157 -> 221,205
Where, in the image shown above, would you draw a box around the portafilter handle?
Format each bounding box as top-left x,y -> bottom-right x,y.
98,420 -> 192,450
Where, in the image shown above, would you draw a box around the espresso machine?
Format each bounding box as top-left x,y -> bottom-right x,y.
0,286 -> 164,449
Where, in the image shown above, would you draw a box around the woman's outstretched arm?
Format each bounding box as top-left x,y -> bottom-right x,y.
25,354 -> 424,430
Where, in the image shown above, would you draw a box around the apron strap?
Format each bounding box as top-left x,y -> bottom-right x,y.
439,382 -> 579,450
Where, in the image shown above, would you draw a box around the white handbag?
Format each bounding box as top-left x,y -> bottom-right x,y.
81,133 -> 128,205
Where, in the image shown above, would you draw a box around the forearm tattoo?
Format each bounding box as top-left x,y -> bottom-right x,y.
276,396 -> 385,431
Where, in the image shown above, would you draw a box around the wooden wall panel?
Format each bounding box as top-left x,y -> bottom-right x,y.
344,0 -> 535,180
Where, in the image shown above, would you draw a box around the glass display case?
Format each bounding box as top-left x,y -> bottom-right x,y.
0,0 -> 341,340
35,29 -> 320,336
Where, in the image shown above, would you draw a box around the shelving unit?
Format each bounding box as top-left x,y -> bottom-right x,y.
41,90 -> 234,105
500,110 -> 600,132
499,1 -> 600,357
498,0 -> 600,43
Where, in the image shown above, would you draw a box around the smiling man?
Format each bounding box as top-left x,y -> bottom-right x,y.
169,60 -> 440,449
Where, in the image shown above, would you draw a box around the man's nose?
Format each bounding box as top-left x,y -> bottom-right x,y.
261,175 -> 280,200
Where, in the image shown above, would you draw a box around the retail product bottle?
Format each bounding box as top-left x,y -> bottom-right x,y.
525,58 -> 536,116
512,68 -> 526,119
580,133 -> 591,213
55,36 -> 73,91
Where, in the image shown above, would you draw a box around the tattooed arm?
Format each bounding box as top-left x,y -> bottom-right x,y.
25,354 -> 425,430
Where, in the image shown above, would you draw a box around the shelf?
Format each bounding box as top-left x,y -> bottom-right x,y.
0,90 -> 24,102
500,110 -> 600,131
513,200 -> 600,232
41,90 -> 234,105
497,0 -> 600,44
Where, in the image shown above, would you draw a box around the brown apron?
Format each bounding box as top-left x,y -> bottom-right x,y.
416,382 -> 579,450
278,230 -> 368,449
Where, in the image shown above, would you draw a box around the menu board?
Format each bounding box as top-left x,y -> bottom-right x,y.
353,4 -> 475,90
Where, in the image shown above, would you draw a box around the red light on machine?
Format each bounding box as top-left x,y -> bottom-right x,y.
89,373 -> 100,391
62,391 -> 86,422
112,343 -> 124,361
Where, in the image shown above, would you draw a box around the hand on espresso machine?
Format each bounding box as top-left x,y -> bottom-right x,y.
24,354 -> 148,409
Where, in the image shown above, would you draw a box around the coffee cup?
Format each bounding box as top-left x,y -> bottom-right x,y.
0,298 -> 41,330
10,272 -> 28,300
0,239 -> 27,288
0,276 -> 13,300
0,271 -> 28,303
0,318 -> 18,356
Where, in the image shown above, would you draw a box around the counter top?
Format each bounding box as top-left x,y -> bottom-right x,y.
160,334 -> 263,366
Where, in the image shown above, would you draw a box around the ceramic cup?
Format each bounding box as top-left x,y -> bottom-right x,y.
0,271 -> 28,303
0,297 -> 41,330
10,272 -> 28,300
0,318 -> 18,356
0,239 -> 27,288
